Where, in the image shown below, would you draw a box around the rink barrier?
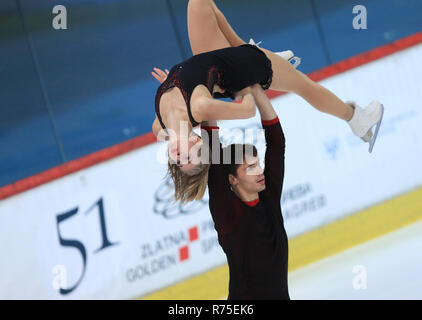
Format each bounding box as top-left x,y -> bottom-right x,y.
1,31 -> 421,300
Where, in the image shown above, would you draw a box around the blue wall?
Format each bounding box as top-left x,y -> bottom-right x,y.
0,0 -> 421,187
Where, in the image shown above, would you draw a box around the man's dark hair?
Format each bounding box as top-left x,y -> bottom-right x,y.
222,143 -> 258,177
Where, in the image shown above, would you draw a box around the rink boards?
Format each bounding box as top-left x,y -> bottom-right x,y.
0,34 -> 422,299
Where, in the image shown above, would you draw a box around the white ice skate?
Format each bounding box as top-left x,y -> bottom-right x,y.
249,38 -> 301,68
346,100 -> 384,153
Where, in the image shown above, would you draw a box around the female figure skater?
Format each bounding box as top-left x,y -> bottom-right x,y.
152,0 -> 384,203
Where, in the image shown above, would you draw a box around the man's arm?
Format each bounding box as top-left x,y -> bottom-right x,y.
250,84 -> 278,121
251,85 -> 286,203
200,120 -> 237,235
200,119 -> 218,128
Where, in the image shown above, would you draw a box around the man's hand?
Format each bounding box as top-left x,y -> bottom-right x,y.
250,83 -> 269,101
234,86 -> 253,101
233,86 -> 256,116
249,84 -> 277,121
151,67 -> 169,84
241,93 -> 256,111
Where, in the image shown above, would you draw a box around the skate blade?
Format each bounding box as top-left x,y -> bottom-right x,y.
289,56 -> 301,68
368,103 -> 384,153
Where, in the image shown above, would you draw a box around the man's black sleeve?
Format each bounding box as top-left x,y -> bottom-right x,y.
201,125 -> 237,235
262,117 -> 286,204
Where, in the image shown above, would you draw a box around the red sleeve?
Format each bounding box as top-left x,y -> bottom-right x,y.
261,117 -> 286,204
201,125 -> 237,235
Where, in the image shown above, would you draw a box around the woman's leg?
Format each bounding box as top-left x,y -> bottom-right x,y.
189,0 -> 354,121
210,1 -> 246,47
187,0 -> 231,55
259,48 -> 354,120
207,1 -> 354,121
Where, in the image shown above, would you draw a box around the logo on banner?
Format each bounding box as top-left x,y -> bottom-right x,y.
126,219 -> 222,284
153,177 -> 209,219
324,136 -> 340,160
126,225 -> 199,283
178,226 -> 199,261
281,182 -> 327,220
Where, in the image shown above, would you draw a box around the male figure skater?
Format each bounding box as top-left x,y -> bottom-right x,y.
201,84 -> 289,300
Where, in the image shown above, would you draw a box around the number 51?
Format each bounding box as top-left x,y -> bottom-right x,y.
55,197 -> 119,295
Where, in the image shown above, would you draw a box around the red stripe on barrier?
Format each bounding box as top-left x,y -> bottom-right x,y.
265,30 -> 422,99
1,31 -> 422,200
0,132 -> 157,200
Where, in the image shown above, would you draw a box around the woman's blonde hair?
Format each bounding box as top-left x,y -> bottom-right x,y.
167,141 -> 211,204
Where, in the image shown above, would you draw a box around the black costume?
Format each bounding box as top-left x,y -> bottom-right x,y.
155,44 -> 273,132
202,116 -> 290,300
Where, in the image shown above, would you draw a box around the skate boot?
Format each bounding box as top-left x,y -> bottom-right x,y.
346,100 -> 384,153
249,38 -> 301,68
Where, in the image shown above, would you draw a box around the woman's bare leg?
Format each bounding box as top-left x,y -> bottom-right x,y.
189,0 -> 354,121
259,48 -> 354,120
187,0 -> 231,55
210,1 -> 246,47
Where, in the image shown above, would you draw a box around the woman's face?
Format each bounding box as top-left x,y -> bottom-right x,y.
168,133 -> 203,173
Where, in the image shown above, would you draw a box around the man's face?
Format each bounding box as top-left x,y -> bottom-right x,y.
234,154 -> 265,193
